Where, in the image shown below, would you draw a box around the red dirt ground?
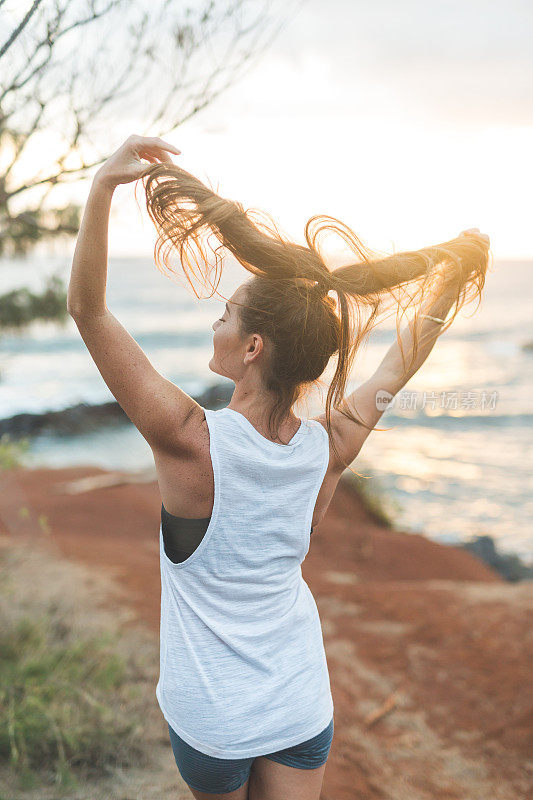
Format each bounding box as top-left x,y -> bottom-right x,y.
2,465 -> 532,800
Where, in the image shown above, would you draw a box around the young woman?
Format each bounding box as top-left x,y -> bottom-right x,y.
68,135 -> 490,800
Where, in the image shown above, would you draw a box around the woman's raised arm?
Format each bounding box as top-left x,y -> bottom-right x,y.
377,228 -> 490,387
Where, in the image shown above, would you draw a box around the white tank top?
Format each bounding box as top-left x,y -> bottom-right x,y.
156,405 -> 334,758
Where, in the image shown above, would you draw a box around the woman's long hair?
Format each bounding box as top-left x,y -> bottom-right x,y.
140,163 -> 491,475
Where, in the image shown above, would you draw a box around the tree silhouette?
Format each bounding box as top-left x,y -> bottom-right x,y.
0,0 -> 294,256
0,0 -> 295,329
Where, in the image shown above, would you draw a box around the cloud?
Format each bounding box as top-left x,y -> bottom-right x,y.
226,0 -> 533,126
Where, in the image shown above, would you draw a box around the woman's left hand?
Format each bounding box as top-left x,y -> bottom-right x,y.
95,134 -> 181,189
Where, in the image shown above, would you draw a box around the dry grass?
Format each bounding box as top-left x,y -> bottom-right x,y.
0,537 -> 189,799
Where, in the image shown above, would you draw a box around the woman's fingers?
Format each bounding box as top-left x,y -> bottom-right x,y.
143,143 -> 180,167
159,139 -> 181,155
148,135 -> 181,154
129,133 -> 180,152
130,135 -> 181,158
153,147 -> 177,162
137,144 -> 178,166
459,228 -> 490,246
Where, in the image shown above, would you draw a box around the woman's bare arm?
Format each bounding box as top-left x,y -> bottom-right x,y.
378,288 -> 458,390
378,228 -> 490,388
316,288 -> 458,471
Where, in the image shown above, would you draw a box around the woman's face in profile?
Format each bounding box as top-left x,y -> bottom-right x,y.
209,284 -> 248,379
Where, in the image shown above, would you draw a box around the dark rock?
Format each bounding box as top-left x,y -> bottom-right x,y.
0,381 -> 234,438
460,535 -> 533,582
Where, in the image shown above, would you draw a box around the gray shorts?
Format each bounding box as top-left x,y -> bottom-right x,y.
167,716 -> 334,794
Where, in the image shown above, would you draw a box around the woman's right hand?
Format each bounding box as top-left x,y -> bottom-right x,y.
431,228 -> 490,290
458,227 -> 490,248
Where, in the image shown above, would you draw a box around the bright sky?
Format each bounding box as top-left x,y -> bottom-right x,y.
42,0 -> 533,260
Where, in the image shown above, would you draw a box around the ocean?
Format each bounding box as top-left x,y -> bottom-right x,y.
1,254 -> 531,565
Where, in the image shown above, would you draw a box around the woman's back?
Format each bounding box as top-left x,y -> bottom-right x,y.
156,405 -> 334,758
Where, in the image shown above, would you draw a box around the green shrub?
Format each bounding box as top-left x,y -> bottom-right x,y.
0,274 -> 69,330
0,434 -> 30,471
0,553 -> 150,791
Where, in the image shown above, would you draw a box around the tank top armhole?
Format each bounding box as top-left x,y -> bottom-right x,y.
314,418 -> 331,473
160,406 -> 221,570
303,420 -> 330,540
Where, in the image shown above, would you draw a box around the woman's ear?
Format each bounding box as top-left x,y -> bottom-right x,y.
243,333 -> 265,365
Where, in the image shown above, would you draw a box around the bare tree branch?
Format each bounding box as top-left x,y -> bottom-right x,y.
0,0 -> 299,257
0,0 -> 45,60
1,1 -> 124,99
